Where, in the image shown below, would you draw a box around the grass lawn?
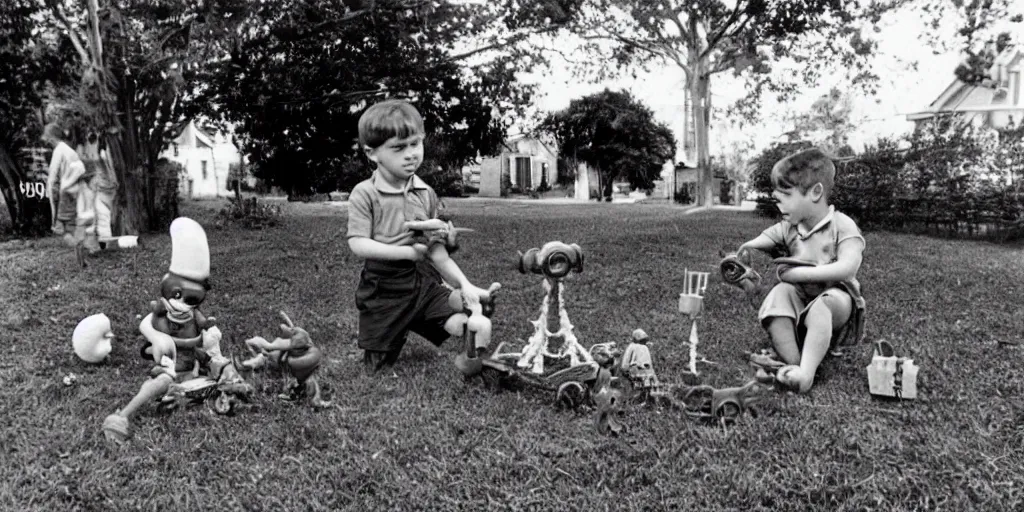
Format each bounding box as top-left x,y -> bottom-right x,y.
2,197 -> 1023,511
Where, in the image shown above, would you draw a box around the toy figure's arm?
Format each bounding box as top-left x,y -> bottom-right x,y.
139,312 -> 177,363
193,309 -> 216,329
348,236 -> 428,262
779,238 -> 864,284
246,336 -> 293,353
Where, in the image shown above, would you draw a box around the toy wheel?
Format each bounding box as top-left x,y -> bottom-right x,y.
716,400 -> 741,424
557,381 -> 586,410
157,395 -> 178,413
212,393 -> 234,415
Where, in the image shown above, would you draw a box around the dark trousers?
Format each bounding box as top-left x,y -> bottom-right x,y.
356,259 -> 455,373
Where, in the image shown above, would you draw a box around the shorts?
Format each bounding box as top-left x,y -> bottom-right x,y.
759,282 -> 853,346
355,259 -> 455,353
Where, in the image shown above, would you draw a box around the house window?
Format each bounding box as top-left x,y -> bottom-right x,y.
541,162 -> 548,187
514,156 -> 531,189
173,143 -> 179,157
201,160 -> 208,180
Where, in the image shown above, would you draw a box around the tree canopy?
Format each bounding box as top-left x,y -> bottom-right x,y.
541,89 -> 675,200
0,0 -> 73,234
203,0 -> 583,196
552,0 -> 899,207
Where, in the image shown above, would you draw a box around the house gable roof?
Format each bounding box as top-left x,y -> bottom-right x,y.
907,45 -> 1024,121
505,132 -> 558,159
171,120 -> 216,149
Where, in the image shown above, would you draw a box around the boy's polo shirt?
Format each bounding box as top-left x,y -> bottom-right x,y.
761,206 -> 865,267
346,172 -> 439,246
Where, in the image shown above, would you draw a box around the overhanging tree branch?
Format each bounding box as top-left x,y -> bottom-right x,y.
45,0 -> 90,64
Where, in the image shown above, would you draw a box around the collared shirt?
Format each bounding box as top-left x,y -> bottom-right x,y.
761,206 -> 865,266
346,171 -> 439,246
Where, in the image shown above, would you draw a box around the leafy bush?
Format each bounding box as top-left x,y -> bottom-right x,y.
418,164 -> 465,197
749,116 -> 1024,241
216,196 -> 282,229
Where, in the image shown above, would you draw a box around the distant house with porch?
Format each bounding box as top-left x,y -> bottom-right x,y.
159,120 -> 243,198
478,133 -> 569,197
906,46 -> 1024,129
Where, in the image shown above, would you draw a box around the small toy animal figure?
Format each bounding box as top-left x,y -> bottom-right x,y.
620,329 -> 659,392
242,311 -> 330,408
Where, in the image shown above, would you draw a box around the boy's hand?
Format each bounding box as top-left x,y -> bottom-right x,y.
459,282 -> 501,315
774,257 -> 815,283
409,243 -> 429,262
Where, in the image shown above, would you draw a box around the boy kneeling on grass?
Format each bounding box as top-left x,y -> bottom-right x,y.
346,99 -> 498,375
736,148 -> 866,393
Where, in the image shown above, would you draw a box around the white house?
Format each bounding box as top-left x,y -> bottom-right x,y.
906,46 -> 1024,129
159,120 -> 242,198
479,133 -> 561,197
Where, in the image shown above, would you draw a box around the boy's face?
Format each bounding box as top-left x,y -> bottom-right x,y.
772,184 -> 820,224
366,133 -> 424,182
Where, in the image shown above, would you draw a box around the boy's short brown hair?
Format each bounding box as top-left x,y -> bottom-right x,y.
771,147 -> 836,198
358,99 -> 425,150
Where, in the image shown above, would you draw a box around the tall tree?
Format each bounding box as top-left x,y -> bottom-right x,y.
793,87 -> 857,155
541,89 -> 676,200
918,0 -> 1022,85
204,0 -> 582,196
561,0 -> 895,207
41,0 -> 254,233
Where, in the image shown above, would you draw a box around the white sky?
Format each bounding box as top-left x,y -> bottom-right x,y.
515,5 -> 1004,163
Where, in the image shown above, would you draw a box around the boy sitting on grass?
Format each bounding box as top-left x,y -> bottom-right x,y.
346,99 -> 498,374
736,148 -> 866,393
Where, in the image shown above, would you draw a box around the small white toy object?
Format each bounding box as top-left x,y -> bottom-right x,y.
679,269 -> 710,376
866,340 -> 919,399
72,313 -> 114,363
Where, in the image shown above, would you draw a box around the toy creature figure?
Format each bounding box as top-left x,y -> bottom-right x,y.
444,286 -> 499,376
241,311 -> 331,408
514,241 -> 591,374
72,313 -> 114,364
403,218 -> 473,254
620,328 -> 659,393
102,217 -> 250,443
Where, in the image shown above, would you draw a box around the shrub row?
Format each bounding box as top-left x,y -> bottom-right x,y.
750,118 -> 1024,241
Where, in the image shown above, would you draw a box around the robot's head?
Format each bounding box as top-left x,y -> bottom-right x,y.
518,241 -> 584,279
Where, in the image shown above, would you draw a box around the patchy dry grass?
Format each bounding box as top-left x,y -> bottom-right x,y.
2,197 -> 1023,511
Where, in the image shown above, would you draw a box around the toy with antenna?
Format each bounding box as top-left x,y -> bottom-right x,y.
678,268 -> 711,379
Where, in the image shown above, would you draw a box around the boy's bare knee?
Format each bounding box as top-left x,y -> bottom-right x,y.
804,301 -> 834,332
771,282 -> 799,295
818,291 -> 853,327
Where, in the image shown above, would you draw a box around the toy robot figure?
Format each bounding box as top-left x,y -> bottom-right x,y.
102,217 -> 250,443
514,241 -> 591,374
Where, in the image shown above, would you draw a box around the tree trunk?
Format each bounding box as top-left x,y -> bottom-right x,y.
691,70 -> 713,208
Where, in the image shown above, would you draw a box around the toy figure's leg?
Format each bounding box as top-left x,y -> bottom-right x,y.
102,372 -> 174,443
241,353 -> 268,370
777,292 -> 853,393
304,376 -> 330,408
